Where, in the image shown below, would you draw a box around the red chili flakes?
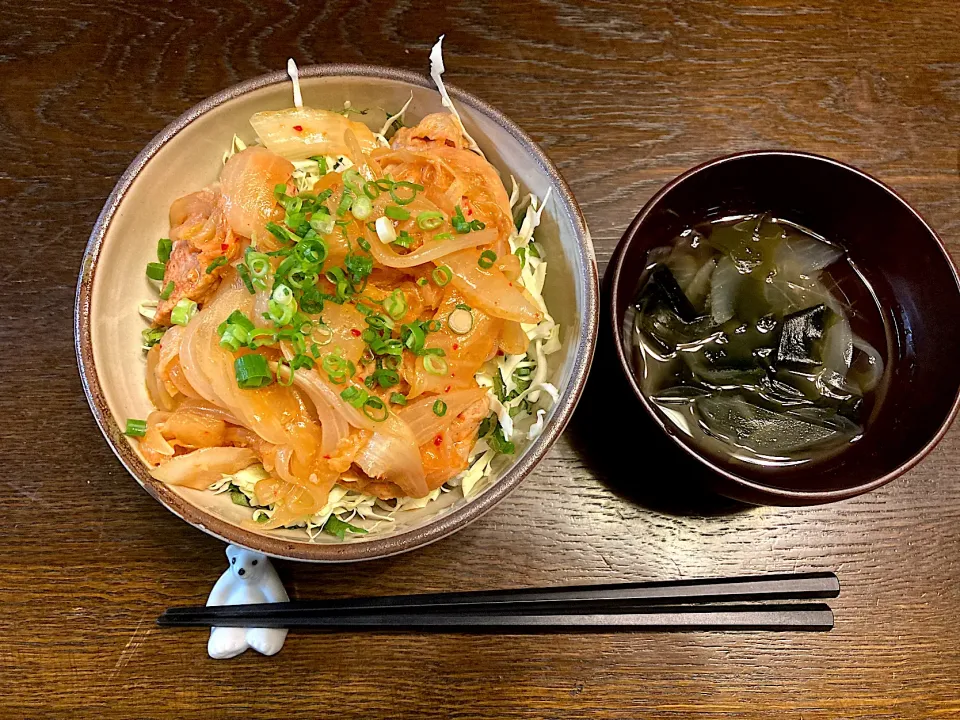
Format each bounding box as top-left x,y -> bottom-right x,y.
350,328 -> 362,337
323,454 -> 331,460
433,434 -> 443,446
293,125 -> 303,132
444,385 -> 452,392
221,243 -> 229,252
452,343 -> 459,351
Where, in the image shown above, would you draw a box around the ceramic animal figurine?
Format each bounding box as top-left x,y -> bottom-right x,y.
206,545 -> 289,659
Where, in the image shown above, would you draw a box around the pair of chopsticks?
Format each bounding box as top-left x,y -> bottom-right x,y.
157,571 -> 839,632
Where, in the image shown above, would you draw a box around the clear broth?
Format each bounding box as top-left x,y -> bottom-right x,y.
628,214 -> 890,468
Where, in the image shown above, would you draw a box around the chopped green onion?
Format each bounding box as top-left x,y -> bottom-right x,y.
249,328 -> 278,348
423,355 -> 448,375
124,419 -> 148,437
383,289 -> 408,320
416,277 -> 429,287
357,236 -> 371,252
141,326 -> 166,348
367,368 -> 400,389
402,323 -> 426,353
309,155 -> 328,175
323,514 -> 368,540
421,346 -> 445,356
322,352 -> 355,384
310,212 -> 335,235
351,195 -> 373,220
234,353 -> 272,389
455,303 -> 472,311
342,168 -> 364,194
385,205 -> 410,221
205,256 -> 228,274
363,396 -> 388,421
389,180 -> 423,205
434,232 -> 454,241
145,262 -> 166,281
159,281 -> 175,301
365,313 -> 394,331
390,392 -> 408,406
478,250 -> 497,269
433,399 -> 447,417
432,266 -> 452,286
452,205 -> 471,234
227,310 -> 256,333
170,298 -> 198,326
275,358 -> 295,386
392,231 -> 415,249
246,251 -> 271,280
236,263 -> 256,294
265,221 -> 301,245
362,181 -> 380,199
340,385 -> 368,408
375,178 -> 395,191
426,320 -> 442,333
336,191 -> 354,217
447,308 -> 474,335
157,238 -> 172,263
417,211 -> 444,230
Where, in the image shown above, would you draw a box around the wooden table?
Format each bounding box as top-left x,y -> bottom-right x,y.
4,1 -> 959,717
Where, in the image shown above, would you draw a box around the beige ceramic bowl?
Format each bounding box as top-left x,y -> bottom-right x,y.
75,65 -> 598,562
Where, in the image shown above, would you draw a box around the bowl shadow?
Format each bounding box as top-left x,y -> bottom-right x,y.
567,296 -> 749,519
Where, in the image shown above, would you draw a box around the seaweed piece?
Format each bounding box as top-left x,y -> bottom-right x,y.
634,264 -> 712,352
776,304 -> 826,367
693,393 -> 859,456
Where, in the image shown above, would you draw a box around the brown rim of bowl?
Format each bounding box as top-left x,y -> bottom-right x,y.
608,149 -> 960,503
75,64 -> 599,562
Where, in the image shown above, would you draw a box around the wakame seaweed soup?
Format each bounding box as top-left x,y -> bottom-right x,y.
630,214 -> 887,467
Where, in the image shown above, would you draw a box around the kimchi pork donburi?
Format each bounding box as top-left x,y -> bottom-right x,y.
129,65 -> 561,541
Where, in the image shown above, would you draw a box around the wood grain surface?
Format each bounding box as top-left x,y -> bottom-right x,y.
2,0 -> 959,717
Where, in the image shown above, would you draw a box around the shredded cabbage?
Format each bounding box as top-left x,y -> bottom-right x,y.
429,36 -> 484,157
287,58 -> 303,108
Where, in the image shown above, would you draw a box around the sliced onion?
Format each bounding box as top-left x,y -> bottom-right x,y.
851,335 -> 885,392
354,431 -> 429,498
684,257 -> 716,309
145,345 -> 176,411
777,232 -> 844,278
289,365 -> 350,455
442,248 -> 543,324
220,147 -> 293,239
710,256 -> 741,324
250,107 -> 378,160
821,311 -> 854,377
499,320 -> 528,355
400,388 -> 490,446
364,225 -> 496,268
150,447 -> 257,490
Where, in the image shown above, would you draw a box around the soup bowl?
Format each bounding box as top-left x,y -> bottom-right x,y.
608,150 -> 960,505
75,65 -> 598,561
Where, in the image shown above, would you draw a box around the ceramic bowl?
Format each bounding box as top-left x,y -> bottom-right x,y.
76,65 -> 598,561
608,150 -> 960,505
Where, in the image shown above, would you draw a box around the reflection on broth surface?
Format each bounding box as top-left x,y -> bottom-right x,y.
628,214 -> 888,467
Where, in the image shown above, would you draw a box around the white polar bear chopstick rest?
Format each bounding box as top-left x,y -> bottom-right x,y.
206,545 -> 289,659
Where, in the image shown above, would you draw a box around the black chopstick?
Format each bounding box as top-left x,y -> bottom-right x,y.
158,572 -> 838,628
158,603 -> 834,631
